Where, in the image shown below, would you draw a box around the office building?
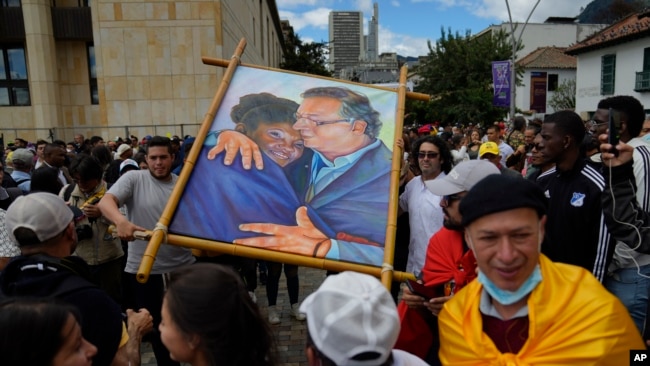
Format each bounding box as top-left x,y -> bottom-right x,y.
366,3 -> 378,62
0,0 -> 285,142
328,10 -> 364,78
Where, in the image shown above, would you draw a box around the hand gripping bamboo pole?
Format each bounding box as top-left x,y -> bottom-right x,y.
380,65 -> 409,290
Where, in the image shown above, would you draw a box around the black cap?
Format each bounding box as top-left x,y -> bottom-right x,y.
460,174 -> 547,227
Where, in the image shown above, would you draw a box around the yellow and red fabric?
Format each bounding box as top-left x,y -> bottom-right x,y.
438,254 -> 644,365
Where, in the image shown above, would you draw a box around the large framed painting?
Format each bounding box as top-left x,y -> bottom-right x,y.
137,40 -> 417,284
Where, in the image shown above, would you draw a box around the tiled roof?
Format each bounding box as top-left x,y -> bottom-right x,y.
566,10 -> 650,55
517,47 -> 576,69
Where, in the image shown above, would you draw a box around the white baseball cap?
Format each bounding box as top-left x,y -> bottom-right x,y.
425,159 -> 500,196
119,159 -> 139,175
300,271 -> 399,366
5,192 -> 73,246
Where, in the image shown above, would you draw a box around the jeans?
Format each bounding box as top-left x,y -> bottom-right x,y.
266,262 -> 299,306
605,264 -> 650,335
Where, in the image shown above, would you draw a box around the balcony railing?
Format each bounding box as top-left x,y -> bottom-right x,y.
51,6 -> 93,41
635,70 -> 650,92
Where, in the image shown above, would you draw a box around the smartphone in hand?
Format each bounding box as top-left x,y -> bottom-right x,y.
405,279 -> 438,300
608,108 -> 622,156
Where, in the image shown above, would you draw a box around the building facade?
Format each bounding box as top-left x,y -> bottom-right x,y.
566,10 -> 650,117
0,0 -> 285,143
328,10 -> 364,79
516,47 -> 576,116
475,18 -> 605,116
365,3 -> 378,62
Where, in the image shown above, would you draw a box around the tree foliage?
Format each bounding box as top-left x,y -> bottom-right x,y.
581,0 -> 649,24
548,78 -> 576,111
280,33 -> 332,77
413,28 -> 518,126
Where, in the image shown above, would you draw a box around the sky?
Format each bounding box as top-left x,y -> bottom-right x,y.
276,0 -> 594,57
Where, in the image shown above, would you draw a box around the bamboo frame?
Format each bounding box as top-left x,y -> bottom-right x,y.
136,39 -> 247,283
137,39 -> 419,286
379,65 -> 409,288
201,56 -> 431,103
131,229 -> 413,282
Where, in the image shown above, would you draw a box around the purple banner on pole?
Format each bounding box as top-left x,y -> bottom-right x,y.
492,61 -> 511,108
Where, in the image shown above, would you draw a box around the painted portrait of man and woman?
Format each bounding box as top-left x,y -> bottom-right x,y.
169,66 -> 398,267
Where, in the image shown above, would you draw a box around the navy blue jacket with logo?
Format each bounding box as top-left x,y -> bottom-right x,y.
535,158 -> 614,282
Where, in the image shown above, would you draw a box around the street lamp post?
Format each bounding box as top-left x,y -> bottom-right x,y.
505,0 -> 541,120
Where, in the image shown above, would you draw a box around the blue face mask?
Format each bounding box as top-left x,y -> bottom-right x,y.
643,134 -> 650,144
477,265 -> 542,305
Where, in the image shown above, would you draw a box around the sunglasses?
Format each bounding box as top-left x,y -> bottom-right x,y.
418,151 -> 440,159
443,194 -> 462,203
587,120 -> 607,129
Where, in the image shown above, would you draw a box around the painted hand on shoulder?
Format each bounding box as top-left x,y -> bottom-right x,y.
207,130 -> 264,170
234,206 -> 330,257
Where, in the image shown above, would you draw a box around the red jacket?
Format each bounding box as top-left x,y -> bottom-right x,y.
394,227 -> 477,358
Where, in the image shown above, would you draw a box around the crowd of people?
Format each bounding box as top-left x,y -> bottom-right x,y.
394,95 -> 650,364
0,93 -> 648,365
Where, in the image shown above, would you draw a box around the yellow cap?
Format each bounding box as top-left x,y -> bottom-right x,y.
479,141 -> 499,157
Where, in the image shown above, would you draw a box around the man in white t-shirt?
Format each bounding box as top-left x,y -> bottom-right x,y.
399,136 -> 451,274
98,136 -> 194,366
486,124 -> 513,167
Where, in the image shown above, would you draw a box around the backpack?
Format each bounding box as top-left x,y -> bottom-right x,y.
0,255 -> 96,300
0,187 -> 23,210
62,182 -> 76,202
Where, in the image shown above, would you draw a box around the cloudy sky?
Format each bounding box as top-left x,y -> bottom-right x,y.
277,0 -> 594,57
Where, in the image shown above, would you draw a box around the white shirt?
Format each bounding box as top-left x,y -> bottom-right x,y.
0,209 -> 20,258
451,146 -> 469,165
609,137 -> 650,269
498,141 -> 514,167
399,174 -> 445,273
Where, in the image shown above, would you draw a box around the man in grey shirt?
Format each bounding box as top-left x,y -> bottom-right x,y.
99,136 -> 194,366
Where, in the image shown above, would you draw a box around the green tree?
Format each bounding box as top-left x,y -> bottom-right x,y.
281,33 -> 332,77
413,28 -> 518,126
594,0 -> 647,24
548,78 -> 576,111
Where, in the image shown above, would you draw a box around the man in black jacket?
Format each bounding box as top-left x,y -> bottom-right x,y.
535,110 -> 614,283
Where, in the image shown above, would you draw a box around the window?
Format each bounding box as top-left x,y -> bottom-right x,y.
601,54 -> 616,96
87,43 -> 98,104
548,74 -> 558,92
0,45 -> 30,106
0,0 -> 21,7
635,48 -> 650,92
